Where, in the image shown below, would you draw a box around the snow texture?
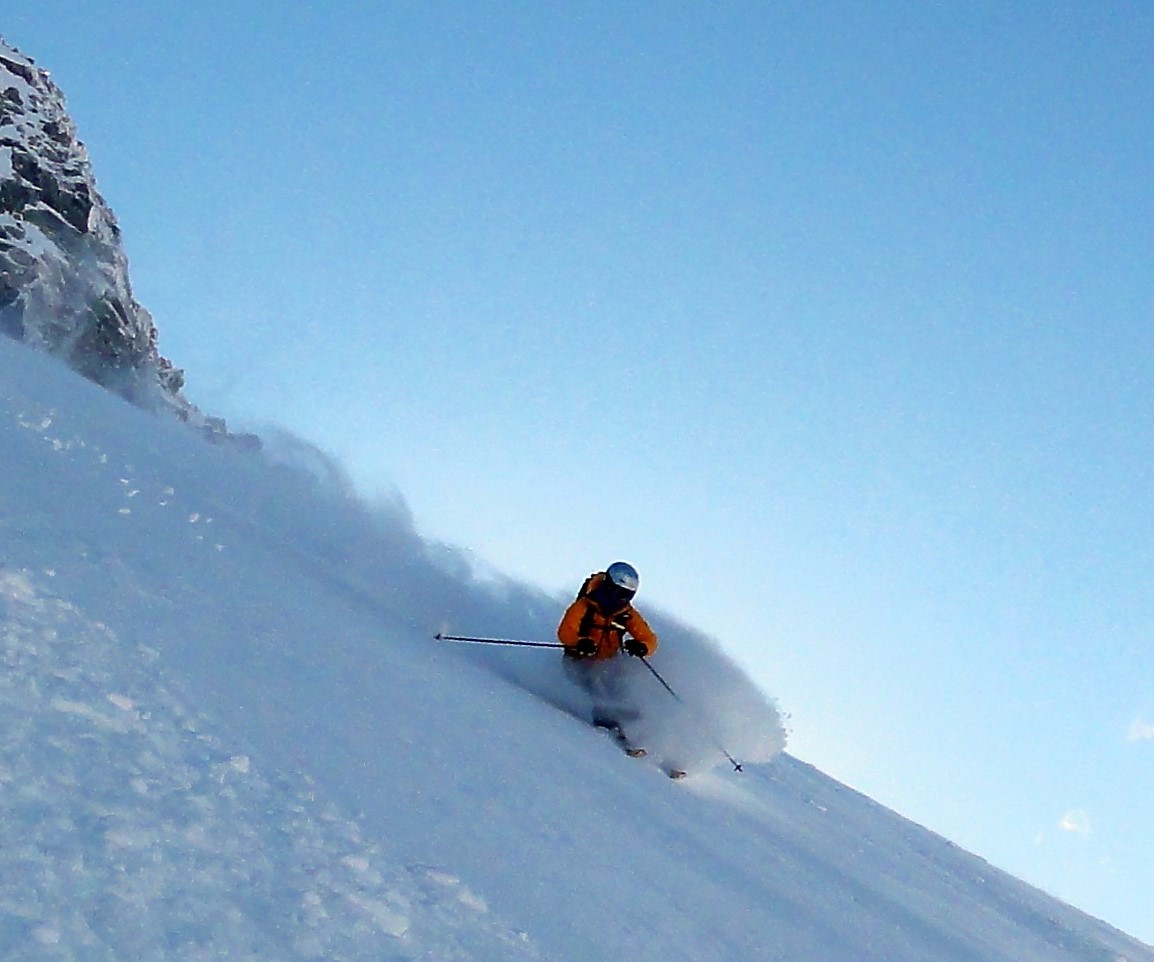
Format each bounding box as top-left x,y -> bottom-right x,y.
2,337 -> 1152,962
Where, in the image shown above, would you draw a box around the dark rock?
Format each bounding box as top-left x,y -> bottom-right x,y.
0,37 -> 251,446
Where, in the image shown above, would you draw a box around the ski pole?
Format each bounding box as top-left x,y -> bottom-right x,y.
434,633 -> 564,650
636,657 -> 744,773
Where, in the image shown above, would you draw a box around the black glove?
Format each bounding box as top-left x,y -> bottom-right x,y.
572,636 -> 597,658
623,637 -> 649,658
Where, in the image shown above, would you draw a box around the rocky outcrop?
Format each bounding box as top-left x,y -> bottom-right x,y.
0,38 -> 230,437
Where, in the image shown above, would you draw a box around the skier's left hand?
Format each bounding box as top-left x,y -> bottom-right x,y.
623,637 -> 650,658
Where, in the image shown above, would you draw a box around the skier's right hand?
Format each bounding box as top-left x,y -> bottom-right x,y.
623,637 -> 650,658
573,637 -> 597,658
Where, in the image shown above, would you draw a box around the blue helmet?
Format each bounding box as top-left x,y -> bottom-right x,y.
606,561 -> 639,594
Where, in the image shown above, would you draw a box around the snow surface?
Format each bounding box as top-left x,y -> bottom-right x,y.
1,335 -> 1151,962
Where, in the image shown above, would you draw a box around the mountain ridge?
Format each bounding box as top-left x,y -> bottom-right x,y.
0,37 -> 245,443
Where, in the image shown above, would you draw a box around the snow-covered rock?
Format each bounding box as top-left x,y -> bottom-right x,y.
0,38 -> 228,438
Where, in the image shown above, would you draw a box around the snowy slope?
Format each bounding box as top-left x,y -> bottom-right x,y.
2,336 -> 1151,962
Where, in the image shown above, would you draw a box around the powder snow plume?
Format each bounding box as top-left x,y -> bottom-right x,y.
445,600 -> 786,774
246,424 -> 787,774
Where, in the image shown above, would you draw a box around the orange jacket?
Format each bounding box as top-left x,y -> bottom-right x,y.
557,572 -> 659,660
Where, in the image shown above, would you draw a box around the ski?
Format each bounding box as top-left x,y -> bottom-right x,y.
611,731 -> 688,778
593,720 -> 647,757
609,726 -> 646,758
590,719 -> 685,778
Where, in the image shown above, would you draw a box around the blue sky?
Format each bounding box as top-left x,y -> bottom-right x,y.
7,1 -> 1154,943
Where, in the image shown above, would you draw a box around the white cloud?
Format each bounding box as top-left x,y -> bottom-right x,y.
1127,717 -> 1154,742
1058,810 -> 1091,835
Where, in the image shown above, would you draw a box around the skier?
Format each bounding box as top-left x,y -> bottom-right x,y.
557,562 -> 658,754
